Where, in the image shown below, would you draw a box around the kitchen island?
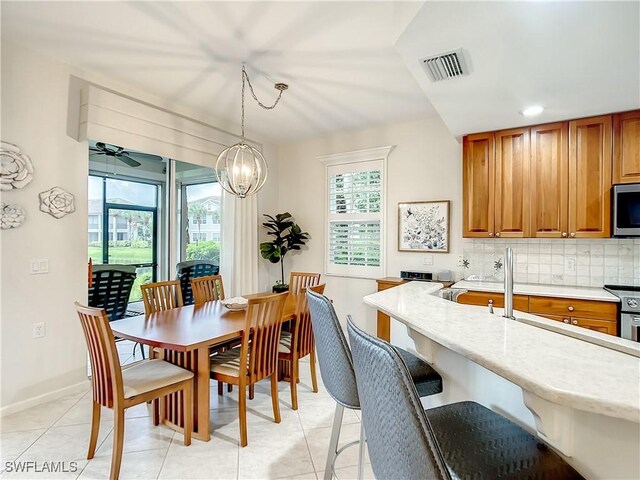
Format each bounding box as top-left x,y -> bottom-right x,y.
364,281 -> 640,479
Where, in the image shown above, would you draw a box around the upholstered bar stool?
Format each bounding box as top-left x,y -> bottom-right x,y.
346,318 -> 585,480
306,289 -> 443,480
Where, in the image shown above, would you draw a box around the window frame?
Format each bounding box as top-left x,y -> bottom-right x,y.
318,146 -> 394,279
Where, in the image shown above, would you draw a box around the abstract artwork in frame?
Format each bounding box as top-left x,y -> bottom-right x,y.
398,200 -> 450,253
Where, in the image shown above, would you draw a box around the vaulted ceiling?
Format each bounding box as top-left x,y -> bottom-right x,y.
1,1 -> 434,143
2,1 -> 639,143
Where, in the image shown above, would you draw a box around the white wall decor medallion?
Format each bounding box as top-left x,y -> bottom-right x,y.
1,141 -> 34,191
39,186 -> 76,219
398,200 -> 450,253
1,203 -> 26,229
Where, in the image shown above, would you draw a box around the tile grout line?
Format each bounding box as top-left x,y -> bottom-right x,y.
296,408 -> 321,479
155,435 -> 175,479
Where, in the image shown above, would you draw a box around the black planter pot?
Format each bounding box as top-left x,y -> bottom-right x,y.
272,284 -> 290,293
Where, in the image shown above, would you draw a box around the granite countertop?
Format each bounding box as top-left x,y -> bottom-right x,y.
363,282 -> 640,423
452,280 -> 619,302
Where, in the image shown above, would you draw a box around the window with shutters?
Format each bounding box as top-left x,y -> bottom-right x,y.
320,146 -> 392,279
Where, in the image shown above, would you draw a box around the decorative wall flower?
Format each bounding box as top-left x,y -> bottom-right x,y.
39,186 -> 76,219
1,203 -> 26,229
0,142 -> 34,191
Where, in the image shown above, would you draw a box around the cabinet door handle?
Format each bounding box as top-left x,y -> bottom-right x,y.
488,232 -> 495,237
572,319 -> 578,325
495,232 -> 501,237
570,232 -> 576,238
561,232 -> 568,237
563,319 -> 569,324
568,306 -> 574,312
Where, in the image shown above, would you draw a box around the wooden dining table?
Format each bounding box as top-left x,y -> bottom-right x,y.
109,292 -> 298,441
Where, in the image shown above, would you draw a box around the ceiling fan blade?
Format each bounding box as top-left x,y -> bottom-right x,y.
118,154 -> 142,168
122,151 -> 164,163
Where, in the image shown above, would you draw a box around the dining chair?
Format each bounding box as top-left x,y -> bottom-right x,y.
306,288 -> 443,480
209,292 -> 288,447
87,264 -> 146,358
346,318 -> 584,480
176,260 -> 219,305
141,280 -> 183,314
75,303 -> 193,480
191,275 -> 225,304
278,283 -> 325,410
289,271 -> 321,294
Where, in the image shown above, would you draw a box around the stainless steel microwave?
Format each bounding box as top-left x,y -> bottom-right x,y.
613,183 -> 640,237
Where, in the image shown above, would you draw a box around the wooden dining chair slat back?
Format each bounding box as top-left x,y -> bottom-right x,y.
191,275 -> 225,304
246,293 -> 288,384
141,280 -> 184,314
76,303 -> 123,408
279,284 -> 326,410
289,272 -> 321,295
75,302 -> 193,480
210,292 -> 288,447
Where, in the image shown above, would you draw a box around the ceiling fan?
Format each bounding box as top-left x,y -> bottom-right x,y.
89,142 -> 163,168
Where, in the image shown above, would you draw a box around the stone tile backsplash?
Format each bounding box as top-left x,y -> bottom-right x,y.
463,239 -> 640,287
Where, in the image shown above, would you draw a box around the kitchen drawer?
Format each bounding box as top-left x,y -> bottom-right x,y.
529,296 -> 617,321
457,291 -> 529,311
533,314 -> 618,336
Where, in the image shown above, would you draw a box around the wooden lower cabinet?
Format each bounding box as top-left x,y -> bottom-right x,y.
457,291 -> 529,312
537,314 -> 618,336
459,290 -> 618,336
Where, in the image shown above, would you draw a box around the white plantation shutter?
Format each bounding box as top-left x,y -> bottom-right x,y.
320,147 -> 393,279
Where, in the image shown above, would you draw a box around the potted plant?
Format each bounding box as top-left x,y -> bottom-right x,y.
260,212 -> 309,293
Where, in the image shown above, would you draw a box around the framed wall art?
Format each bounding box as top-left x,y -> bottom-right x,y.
398,200 -> 450,253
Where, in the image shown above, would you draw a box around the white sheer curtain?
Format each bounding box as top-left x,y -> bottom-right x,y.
220,191 -> 259,297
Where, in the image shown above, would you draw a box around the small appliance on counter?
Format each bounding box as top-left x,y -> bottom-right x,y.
604,284 -> 640,341
400,269 -> 453,282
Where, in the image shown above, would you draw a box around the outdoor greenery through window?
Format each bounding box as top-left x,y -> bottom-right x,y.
88,175 -> 158,301
326,159 -> 384,278
182,182 -> 221,267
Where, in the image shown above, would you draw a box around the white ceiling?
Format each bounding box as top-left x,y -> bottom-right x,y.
1,1 -> 435,143
3,1 -> 639,143
395,1 -> 640,137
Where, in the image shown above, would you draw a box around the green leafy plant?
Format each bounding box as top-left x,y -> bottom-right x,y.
260,212 -> 309,288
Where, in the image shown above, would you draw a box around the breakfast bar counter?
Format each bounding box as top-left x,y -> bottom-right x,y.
364,281 -> 640,479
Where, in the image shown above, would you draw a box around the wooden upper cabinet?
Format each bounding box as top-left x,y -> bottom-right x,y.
530,122 -> 569,238
494,128 -> 530,237
568,115 -> 612,238
463,133 -> 495,237
613,110 -> 640,184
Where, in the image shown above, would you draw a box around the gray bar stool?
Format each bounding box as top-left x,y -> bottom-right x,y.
346,318 -> 585,480
306,289 -> 443,480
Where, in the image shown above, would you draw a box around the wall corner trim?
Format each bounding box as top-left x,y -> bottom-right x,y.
317,145 -> 396,166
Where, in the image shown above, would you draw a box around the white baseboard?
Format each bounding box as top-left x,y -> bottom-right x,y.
0,380 -> 90,417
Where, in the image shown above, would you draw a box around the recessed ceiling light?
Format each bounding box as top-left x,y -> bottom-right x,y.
520,105 -> 544,117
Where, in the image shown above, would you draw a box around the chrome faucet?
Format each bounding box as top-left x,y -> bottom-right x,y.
503,247 -> 515,319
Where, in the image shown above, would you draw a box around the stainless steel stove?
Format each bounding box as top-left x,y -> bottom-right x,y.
604,285 -> 640,342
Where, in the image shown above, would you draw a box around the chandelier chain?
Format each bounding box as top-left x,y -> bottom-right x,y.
241,65 -> 284,138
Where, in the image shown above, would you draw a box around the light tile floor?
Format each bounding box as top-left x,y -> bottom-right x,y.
1,341 -> 373,480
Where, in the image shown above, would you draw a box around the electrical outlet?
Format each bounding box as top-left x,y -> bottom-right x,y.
422,254 -> 434,265
457,254 -> 465,267
33,322 -> 46,339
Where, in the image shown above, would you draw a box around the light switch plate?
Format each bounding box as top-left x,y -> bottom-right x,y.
422,255 -> 434,265
30,259 -> 49,274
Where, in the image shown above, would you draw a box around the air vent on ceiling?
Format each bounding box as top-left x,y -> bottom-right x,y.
420,48 -> 468,82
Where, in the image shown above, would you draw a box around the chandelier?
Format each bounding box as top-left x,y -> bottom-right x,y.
214,66 -> 288,198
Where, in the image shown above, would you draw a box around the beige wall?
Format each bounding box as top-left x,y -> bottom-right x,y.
0,42 -> 279,410
277,117 -> 463,335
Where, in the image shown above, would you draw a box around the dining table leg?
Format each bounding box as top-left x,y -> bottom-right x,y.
156,347 -> 211,442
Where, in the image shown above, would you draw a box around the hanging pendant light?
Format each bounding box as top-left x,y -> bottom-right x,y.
214,66 -> 288,198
